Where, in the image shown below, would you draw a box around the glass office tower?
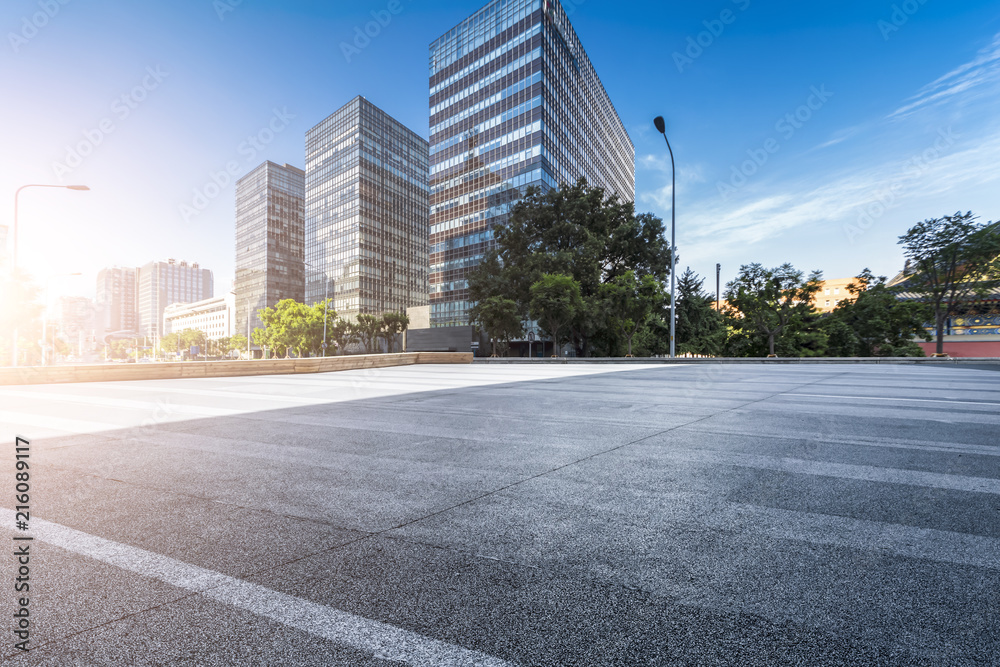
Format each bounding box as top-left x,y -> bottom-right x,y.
428,0 -> 634,327
234,161 -> 305,339
96,266 -> 137,334
136,259 -> 214,337
305,97 -> 429,321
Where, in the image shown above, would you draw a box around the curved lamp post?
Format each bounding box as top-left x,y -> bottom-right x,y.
652,117 -> 676,359
11,184 -> 90,367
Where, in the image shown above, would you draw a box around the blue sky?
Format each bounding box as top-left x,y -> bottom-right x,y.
3,0 -> 999,304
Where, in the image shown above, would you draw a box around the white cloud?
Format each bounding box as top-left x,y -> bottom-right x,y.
679,128 -> 1000,262
890,32 -> 1000,119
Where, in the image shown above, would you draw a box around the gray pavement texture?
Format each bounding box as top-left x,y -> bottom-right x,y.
1,363 -> 999,666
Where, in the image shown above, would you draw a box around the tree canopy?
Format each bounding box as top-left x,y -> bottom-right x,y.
469,179 -> 672,356
897,212 -> 1000,354
724,263 -> 824,357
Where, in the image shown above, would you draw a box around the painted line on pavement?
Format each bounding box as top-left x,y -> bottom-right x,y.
713,503 -> 1000,571
658,448 -> 1000,495
0,509 -> 513,666
783,393 -> 1000,408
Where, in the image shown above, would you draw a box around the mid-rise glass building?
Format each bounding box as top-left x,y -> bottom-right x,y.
305,97 -> 429,320
428,0 -> 634,327
96,266 -> 137,333
136,259 -> 214,337
234,161 -> 306,339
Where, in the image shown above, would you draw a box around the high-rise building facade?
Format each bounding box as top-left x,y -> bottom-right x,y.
234,161 -> 305,338
96,266 -> 138,333
305,97 -> 429,321
136,259 -> 214,337
428,0 -> 634,326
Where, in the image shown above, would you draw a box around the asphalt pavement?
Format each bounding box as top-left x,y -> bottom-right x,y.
1,363 -> 999,665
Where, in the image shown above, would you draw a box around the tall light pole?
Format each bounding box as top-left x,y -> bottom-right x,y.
41,272 -> 82,366
716,263 -> 721,312
304,261 -> 331,357
11,184 -> 90,367
653,117 -> 677,358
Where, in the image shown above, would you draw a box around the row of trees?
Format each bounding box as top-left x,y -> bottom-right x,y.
468,180 -> 999,358
249,299 -> 410,358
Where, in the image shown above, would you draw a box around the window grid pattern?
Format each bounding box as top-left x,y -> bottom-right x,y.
305,97 -> 430,321
427,0 -> 634,328
234,161 -> 306,339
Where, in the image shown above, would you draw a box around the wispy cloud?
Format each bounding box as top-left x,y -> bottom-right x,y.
638,156 -> 706,210
680,128 -> 1000,261
672,31 -> 1000,265
890,32 -> 1000,119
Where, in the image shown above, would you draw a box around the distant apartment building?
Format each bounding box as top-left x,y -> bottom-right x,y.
56,296 -> 96,339
234,161 -> 305,338
95,266 -> 138,333
814,277 -> 857,313
55,296 -> 101,354
305,96 -> 429,321
136,259 -> 214,337
164,291 -> 236,340
428,0 -> 634,326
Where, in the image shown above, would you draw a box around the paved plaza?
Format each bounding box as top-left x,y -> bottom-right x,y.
2,363 -> 999,665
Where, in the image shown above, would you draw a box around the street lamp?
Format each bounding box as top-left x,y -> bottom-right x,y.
304,262 -> 331,356
652,117 -> 677,359
41,272 -> 82,366
10,184 -> 90,367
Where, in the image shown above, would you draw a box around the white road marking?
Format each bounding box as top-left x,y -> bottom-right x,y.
711,503 -> 1000,571
0,509 -> 513,666
783,393 -> 1000,408
657,448 -> 1000,495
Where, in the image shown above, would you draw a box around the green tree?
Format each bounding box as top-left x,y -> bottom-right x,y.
472,297 -> 523,357
601,271 -> 664,357
529,274 -> 584,356
824,269 -> 930,357
468,179 -> 672,356
308,299 -> 337,356
380,312 -> 409,353
355,314 -> 382,354
329,317 -> 358,356
724,263 -> 824,357
254,300 -> 316,357
897,212 -> 1000,355
228,334 -> 248,358
675,268 -> 725,356
250,326 -> 276,358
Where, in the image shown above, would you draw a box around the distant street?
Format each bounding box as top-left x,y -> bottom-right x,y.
2,363 -> 999,665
